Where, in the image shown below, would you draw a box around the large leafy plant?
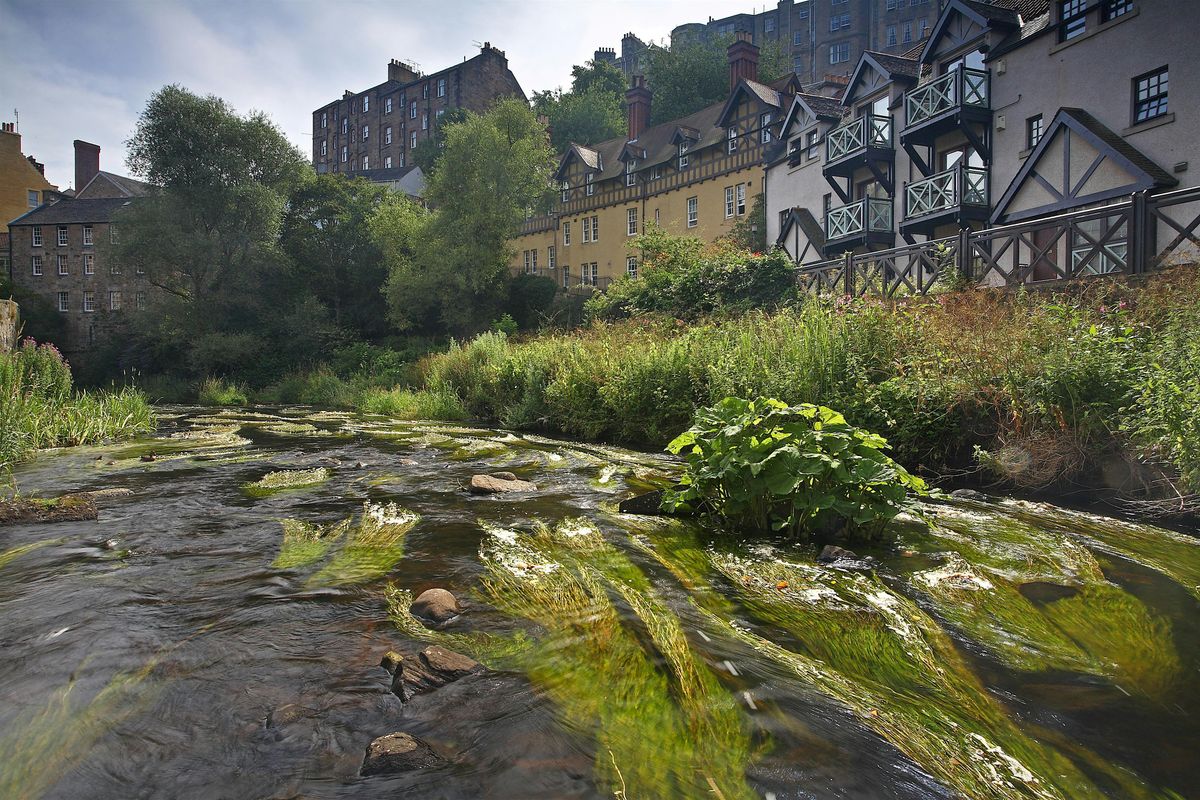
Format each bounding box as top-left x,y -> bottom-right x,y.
663,398 -> 926,537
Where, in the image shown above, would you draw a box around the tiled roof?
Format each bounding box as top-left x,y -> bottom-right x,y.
9,196 -> 138,226
743,79 -> 783,108
799,92 -> 844,120
864,51 -> 921,80
349,165 -> 421,182
98,171 -> 151,197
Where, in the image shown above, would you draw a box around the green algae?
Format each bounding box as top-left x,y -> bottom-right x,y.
272,517 -> 351,570
241,467 -> 330,498
306,502 -> 419,586
0,539 -> 56,570
261,421 -> 323,435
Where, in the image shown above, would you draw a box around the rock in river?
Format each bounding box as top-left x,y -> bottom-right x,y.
410,588 -> 461,625
468,474 -> 537,494
617,489 -> 667,516
361,732 -> 445,775
390,645 -> 484,699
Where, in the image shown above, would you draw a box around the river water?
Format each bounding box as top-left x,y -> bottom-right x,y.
1,407 -> 1197,800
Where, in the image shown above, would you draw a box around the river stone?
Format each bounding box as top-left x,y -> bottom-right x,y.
490,471 -> 518,481
468,474 -> 537,494
817,544 -> 858,563
380,651 -> 404,674
410,588 -> 460,625
949,488 -> 989,502
83,488 -> 134,503
420,646 -> 481,681
361,732 -> 444,775
617,489 -> 667,516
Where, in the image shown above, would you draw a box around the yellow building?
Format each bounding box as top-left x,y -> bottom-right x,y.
512,35 -> 799,290
0,122 -> 58,230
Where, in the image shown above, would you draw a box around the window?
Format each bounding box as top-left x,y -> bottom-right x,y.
109,291 -> 122,311
585,172 -> 595,196
384,156 -> 393,169
736,184 -> 746,216
27,190 -> 39,208
531,248 -> 538,271
385,97 -> 393,114
1133,67 -> 1168,123
765,16 -> 776,33
110,260 -> 121,275
385,126 -> 392,144
678,141 -> 690,169
84,253 -> 94,275
725,186 -> 735,218
627,207 -> 638,236
903,22 -> 912,42
830,42 -> 849,64
398,152 -> 405,168
57,292 -> 69,312
1026,114 -> 1044,149
57,226 -> 68,246
342,118 -> 348,134
829,13 -> 849,31
422,113 -> 428,131
362,156 -> 369,170
887,0 -> 898,9
760,112 -> 773,143
588,263 -> 598,286
423,83 -> 430,99
651,165 -> 663,181
411,132 -> 418,148
562,265 -> 570,288
563,221 -> 571,245
32,255 -> 43,276
321,140 -> 327,157
582,216 -> 592,243
362,95 -> 369,112
1103,0 -> 1133,21
362,125 -> 369,140
523,250 -> 532,273
626,256 -> 638,279
1059,0 -> 1086,41
687,196 -> 698,227
437,78 -> 446,97
798,5 -> 809,18
341,146 -> 348,162
135,291 -> 146,311
918,18 -> 929,38
625,160 -> 637,186
654,208 -> 661,224
32,227 -> 42,247
793,31 -> 803,46
84,223 -> 93,247
560,180 -> 570,202
410,101 -> 417,118
793,55 -> 804,72
728,127 -> 738,154
806,130 -> 820,160
321,112 -> 327,129
548,245 -> 556,269
591,215 -> 599,241
436,108 -> 445,123
887,26 -> 897,46
57,254 -> 67,275
83,291 -> 95,312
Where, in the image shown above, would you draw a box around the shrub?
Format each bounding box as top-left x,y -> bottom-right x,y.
197,377 -> 249,406
662,398 -> 927,537
357,381 -> 467,420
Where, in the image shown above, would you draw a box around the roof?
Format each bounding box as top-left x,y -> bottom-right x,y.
777,92 -> 844,146
348,165 -> 421,182
863,51 -> 921,81
76,170 -> 152,199
9,196 -> 138,226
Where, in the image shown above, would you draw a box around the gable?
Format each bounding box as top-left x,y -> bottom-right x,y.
844,57 -> 891,105
780,103 -> 815,141
920,0 -> 991,64
778,207 -> 826,264
992,109 -> 1177,224
716,83 -> 766,129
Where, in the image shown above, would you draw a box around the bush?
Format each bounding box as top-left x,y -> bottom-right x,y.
197,377 -> 249,406
662,398 -> 927,537
357,381 -> 467,420
507,274 -> 557,329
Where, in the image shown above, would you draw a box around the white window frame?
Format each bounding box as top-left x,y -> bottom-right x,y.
384,156 -> 393,169
32,227 -> 42,247
437,78 -> 446,97
321,112 -> 328,129
385,126 -> 392,144
531,248 -> 538,271
725,186 -> 735,218
625,160 -> 636,186
342,118 -> 348,134
736,184 -> 746,216
591,215 -> 598,241
83,291 -> 95,312
678,141 -> 690,169
728,127 -> 738,154
32,255 -> 43,275
135,291 -> 146,311
560,180 -> 570,202
422,112 -> 428,131
626,256 -> 638,278
362,95 -> 369,112
83,225 -> 93,246
57,254 -> 68,275
385,97 -> 393,114
582,216 -> 592,243
524,250 -> 531,272
760,113 -> 773,143
321,140 -> 327,157
687,196 -> 698,228
109,290 -> 122,311
57,291 -> 69,312
410,101 -> 417,119
362,124 -> 369,140
341,146 -> 348,162
562,264 -> 570,288
563,221 -> 571,245
410,132 -> 418,149
84,253 -> 94,274
362,156 -> 369,170
57,226 -> 68,246
585,172 -> 595,196
627,207 -> 637,236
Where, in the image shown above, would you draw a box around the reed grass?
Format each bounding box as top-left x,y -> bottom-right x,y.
241,467 -> 330,497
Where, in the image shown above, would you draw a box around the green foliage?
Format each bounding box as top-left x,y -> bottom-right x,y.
490,313 -> 518,337
725,192 -> 768,253
533,59 -> 627,152
662,398 -> 927,536
1,339 -> 155,469
357,382 -> 467,420
196,377 -> 249,406
507,274 -> 558,330
410,107 -> 468,174
241,467 -> 330,497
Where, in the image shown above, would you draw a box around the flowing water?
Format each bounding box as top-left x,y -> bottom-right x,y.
1,408 -> 1198,799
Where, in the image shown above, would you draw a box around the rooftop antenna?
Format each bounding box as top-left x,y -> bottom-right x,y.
13,108 -> 18,133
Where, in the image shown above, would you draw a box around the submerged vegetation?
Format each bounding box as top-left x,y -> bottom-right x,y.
0,338 -> 155,471
242,467 -> 331,497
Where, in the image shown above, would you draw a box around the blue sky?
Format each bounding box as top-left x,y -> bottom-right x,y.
0,0 -> 753,188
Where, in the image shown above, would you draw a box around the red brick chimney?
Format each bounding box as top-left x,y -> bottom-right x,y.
727,31 -> 760,91
74,140 -> 101,192
625,75 -> 652,141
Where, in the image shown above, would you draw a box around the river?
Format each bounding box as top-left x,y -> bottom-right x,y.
1,407 -> 1197,799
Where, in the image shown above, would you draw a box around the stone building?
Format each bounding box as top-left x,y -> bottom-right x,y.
511,35 -> 800,289
592,33 -> 650,82
0,121 -> 59,234
766,0 -> 1199,266
311,43 -> 525,188
7,141 -> 151,363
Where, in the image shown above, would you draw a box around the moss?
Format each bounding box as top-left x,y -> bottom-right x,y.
0,539 -> 56,569
241,467 -> 330,498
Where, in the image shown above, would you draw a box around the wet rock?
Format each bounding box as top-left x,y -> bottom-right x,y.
468,474 -> 537,494
410,588 -> 461,625
491,471 -> 518,481
104,538 -> 121,550
817,544 -> 858,563
392,646 -> 484,699
618,489 -> 667,516
0,494 -> 98,525
420,646 -> 481,681
949,488 -> 988,502
83,488 -> 134,504
361,732 -> 445,775
140,453 -> 157,462
380,651 -> 404,674
266,703 -> 313,728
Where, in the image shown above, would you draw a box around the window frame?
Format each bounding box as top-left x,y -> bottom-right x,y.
1026,114 -> 1044,149
57,254 -> 68,275
84,253 -> 95,275
728,127 -> 738,154
83,290 -> 95,313
1058,0 -> 1087,41
591,215 -> 599,241
687,196 -> 698,228
736,184 -> 747,216
725,186 -> 735,218
627,207 -> 638,236
437,78 -> 446,97
57,226 -> 68,246
760,113 -> 773,143
57,291 -> 69,312
32,227 -> 42,247
678,140 -> 690,169
109,290 -> 122,311
563,221 -> 571,246
32,254 -> 43,276
585,172 -> 595,196
83,225 -> 93,246
626,256 -> 638,279
1132,66 -> 1168,124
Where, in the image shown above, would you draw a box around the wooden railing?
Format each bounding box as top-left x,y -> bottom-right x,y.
905,165 -> 988,220
825,114 -> 893,163
825,197 -> 894,241
904,67 -> 989,129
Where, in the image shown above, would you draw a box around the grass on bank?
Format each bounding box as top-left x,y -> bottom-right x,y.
1,339 -> 155,471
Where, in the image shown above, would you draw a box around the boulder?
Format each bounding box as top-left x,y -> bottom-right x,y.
817,544 -> 858,563
391,645 -> 484,699
420,646 -> 481,681
490,471 -> 518,481
949,488 -> 988,502
617,489 -> 667,516
361,732 -> 444,775
380,651 -> 404,674
410,588 -> 460,625
468,474 -> 537,494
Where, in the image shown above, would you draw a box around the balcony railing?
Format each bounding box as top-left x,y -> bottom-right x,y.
904,67 -> 989,129
905,165 -> 989,220
825,114 -> 893,163
825,197 -> 894,241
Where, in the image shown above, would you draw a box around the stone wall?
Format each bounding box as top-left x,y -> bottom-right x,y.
0,300 -> 18,352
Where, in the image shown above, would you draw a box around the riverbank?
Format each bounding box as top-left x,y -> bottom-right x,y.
1,339 -> 155,471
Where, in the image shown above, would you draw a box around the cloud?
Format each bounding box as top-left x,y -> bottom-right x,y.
0,0 -> 746,188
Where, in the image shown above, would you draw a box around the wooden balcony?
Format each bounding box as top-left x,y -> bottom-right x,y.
900,165 -> 990,236
823,114 -> 894,179
901,68 -> 991,148
823,197 -> 895,255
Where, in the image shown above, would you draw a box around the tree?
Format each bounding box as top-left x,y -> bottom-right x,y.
532,58 -> 627,152
373,100 -> 555,335
569,59 -> 626,97
410,107 -> 469,174
646,35 -> 795,124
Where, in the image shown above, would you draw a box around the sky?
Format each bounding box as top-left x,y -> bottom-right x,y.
0,0 -> 759,189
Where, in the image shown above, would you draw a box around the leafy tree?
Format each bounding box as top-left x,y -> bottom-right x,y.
647,35 -> 795,124
373,99 -> 555,336
569,58 -> 626,97
410,107 -> 468,174
532,59 -> 627,151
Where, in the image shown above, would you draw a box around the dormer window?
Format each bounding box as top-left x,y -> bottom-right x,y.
560,180 -> 570,202
625,160 -> 637,187
585,173 -> 595,196
728,127 -> 738,154
678,141 -> 690,169
760,113 -> 773,144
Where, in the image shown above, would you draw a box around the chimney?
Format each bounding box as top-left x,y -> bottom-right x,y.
727,30 -> 760,91
388,58 -> 420,84
74,140 -> 101,191
27,155 -> 45,175
625,75 -> 652,141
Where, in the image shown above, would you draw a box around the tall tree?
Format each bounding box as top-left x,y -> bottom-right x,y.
373,99 -> 554,335
533,59 -> 627,151
646,35 -> 794,124
410,107 -> 469,175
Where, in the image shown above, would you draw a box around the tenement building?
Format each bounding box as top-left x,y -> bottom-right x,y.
311,43 -> 525,187
767,0 -> 1198,268
511,34 -> 801,289
1,121 -> 59,234
7,141 -> 151,362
